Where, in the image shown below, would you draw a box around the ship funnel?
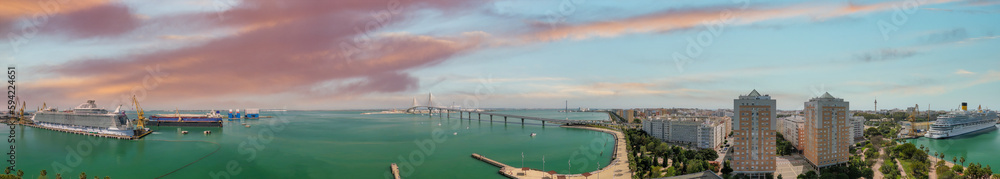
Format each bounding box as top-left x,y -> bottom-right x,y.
962,102 -> 968,111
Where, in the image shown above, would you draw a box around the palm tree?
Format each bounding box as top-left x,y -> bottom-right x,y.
960,156 -> 966,166
56,174 -> 62,179
79,172 -> 86,179
920,144 -> 925,150
954,156 -> 958,164
16,170 -> 23,177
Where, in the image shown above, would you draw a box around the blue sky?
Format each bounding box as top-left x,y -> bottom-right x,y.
2,0 -> 998,110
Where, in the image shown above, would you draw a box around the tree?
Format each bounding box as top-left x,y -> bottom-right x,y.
777,174 -> 783,179
722,160 -> 733,175
937,160 -> 957,179
953,165 -> 964,174
80,172 -> 86,179
57,174 -> 62,179
960,156 -> 966,166
797,171 -> 818,179
953,156 -> 958,164
664,166 -> 677,177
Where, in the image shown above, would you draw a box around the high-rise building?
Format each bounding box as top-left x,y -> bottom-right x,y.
803,92 -> 850,168
732,90 -> 777,176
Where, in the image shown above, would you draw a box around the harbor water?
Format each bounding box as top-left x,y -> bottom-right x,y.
0,110 -> 614,178
907,126 -> 1000,173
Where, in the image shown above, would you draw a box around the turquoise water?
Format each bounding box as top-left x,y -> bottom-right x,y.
0,110 -> 615,178
906,126 -> 1000,173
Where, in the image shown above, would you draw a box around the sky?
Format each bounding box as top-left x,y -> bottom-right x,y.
2,0 -> 999,111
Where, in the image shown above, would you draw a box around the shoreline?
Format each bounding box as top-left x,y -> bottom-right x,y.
473,124 -> 632,178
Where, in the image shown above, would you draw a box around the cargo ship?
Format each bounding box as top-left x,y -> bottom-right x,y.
925,102 -> 999,139
30,100 -> 149,138
149,110 -> 224,127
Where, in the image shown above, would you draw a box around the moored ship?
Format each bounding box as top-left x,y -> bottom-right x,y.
149,110 -> 224,127
30,100 -> 145,137
925,102 -> 999,139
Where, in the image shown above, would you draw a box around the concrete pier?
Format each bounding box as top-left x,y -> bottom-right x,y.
391,163 -> 401,179
20,123 -> 152,140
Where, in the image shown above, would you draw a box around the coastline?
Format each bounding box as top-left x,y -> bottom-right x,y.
474,124 -> 632,178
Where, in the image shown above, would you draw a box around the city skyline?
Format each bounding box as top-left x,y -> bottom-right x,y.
3,0 -> 999,110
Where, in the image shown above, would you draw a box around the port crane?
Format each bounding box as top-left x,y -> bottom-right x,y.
131,95 -> 147,130
907,104 -> 920,138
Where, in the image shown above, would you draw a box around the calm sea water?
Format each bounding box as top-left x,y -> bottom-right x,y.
906,126 -> 1000,173
0,110 -> 614,178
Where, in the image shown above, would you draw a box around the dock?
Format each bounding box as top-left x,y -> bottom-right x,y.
20,123 -> 152,140
390,163 -> 401,179
471,125 -> 632,179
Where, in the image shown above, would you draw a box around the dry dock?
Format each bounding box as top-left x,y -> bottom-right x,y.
20,123 -> 152,140
472,125 -> 632,179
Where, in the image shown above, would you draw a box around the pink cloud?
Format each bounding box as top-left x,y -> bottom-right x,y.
23,0 -> 483,108
43,3 -> 140,38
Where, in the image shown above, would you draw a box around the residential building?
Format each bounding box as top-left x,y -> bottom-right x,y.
803,92 -> 850,168
641,116 -> 727,149
851,116 -> 865,144
779,116 -> 805,149
731,90 -> 777,176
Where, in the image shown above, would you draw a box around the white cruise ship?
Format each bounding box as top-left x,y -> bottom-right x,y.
925,103 -> 998,139
30,100 -> 137,136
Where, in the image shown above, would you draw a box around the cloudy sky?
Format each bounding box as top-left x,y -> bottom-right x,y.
3,0 -> 999,110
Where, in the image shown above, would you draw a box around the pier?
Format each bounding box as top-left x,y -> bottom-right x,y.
470,125 -> 632,179
390,163 -> 401,179
19,123 -> 152,140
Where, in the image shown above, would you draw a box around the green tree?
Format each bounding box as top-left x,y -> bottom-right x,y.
960,156 -> 966,166
664,166 -> 677,177
937,160 -> 957,179
79,172 -> 86,179
16,170 -> 23,178
953,165 -> 964,174
777,174 -> 783,179
722,160 -> 733,175
953,156 -> 958,164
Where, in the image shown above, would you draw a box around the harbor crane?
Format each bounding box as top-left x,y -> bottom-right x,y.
907,104 -> 920,138
131,95 -> 147,130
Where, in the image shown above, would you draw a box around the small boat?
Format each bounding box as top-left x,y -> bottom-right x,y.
453,132 -> 458,135
530,133 -> 537,137
204,131 -> 211,134
437,123 -> 441,126
181,131 -> 189,134
245,125 -> 251,128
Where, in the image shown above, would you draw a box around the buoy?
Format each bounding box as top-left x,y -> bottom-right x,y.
181,131 -> 189,134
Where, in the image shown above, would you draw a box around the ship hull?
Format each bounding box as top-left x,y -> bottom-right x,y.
925,123 -> 997,139
149,116 -> 223,127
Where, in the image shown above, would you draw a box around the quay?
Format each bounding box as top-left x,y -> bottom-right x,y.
471,125 -> 632,179
390,163 -> 401,179
19,123 -> 152,140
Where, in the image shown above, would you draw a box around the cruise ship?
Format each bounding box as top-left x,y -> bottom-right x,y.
925,103 -> 999,139
30,100 -> 139,136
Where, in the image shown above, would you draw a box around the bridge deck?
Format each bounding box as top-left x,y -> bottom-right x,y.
420,107 -> 601,124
